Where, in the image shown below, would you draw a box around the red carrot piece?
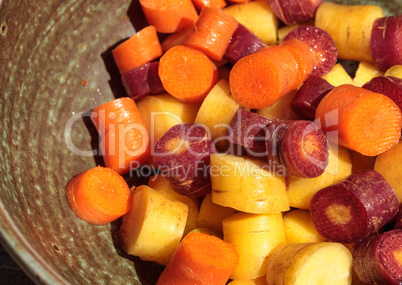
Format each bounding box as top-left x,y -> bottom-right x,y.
156,232 -> 239,285
291,75 -> 334,120
352,230 -> 402,285
139,0 -> 198,34
66,166 -> 132,225
371,15 -> 402,71
224,24 -> 267,64
154,123 -> 215,197
158,45 -> 219,103
267,0 -> 322,25
266,120 -> 329,178
362,76 -> 402,113
112,26 -> 163,75
227,108 -> 275,154
310,170 -> 399,243
315,84 -> 402,156
121,61 -> 165,100
394,210 -> 402,230
183,7 -> 239,61
283,25 -> 338,77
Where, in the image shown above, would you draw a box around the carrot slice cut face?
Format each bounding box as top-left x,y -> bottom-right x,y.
158,45 -> 219,103
315,84 -> 402,156
66,166 -> 132,225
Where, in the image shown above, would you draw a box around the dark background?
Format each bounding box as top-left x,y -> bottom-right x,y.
0,243 -> 35,284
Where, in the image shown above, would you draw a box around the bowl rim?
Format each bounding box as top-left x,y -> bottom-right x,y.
0,200 -> 69,285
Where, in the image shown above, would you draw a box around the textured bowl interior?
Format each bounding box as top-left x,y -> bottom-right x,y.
0,0 -> 401,284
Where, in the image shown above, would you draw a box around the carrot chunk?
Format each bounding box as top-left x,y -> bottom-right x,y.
139,0 -> 198,33
100,123 -> 150,175
281,38 -> 315,83
227,0 -> 249,3
91,97 -> 144,138
310,169 -> 399,243
66,166 -> 132,225
183,7 -> 239,61
156,232 -> 239,285
315,84 -> 402,156
192,0 -> 227,12
229,40 -> 314,109
353,230 -> 402,285
92,98 -> 151,175
158,45 -> 219,103
112,26 -> 163,75
161,27 -> 193,52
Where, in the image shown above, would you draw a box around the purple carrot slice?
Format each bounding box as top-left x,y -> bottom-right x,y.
265,120 -> 293,176
224,24 -> 267,64
310,170 -> 399,243
266,120 -> 329,178
283,25 -> 338,77
227,109 -> 275,157
154,123 -> 216,197
122,61 -> 165,100
394,211 -> 402,230
371,15 -> 402,71
362,76 -> 402,112
352,230 -> 402,285
267,0 -> 322,25
291,75 -> 334,120
281,120 -> 329,178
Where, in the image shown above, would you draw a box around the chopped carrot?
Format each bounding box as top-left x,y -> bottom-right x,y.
161,27 -> 193,52
66,166 -> 132,225
226,0 -> 249,3
158,45 -> 219,103
92,98 -> 151,175
100,122 -> 151,175
139,0 -> 198,34
91,97 -> 144,138
112,25 -> 163,75
156,232 -> 239,285
315,84 -> 402,156
281,38 -> 315,84
192,0 -> 227,12
229,40 -> 314,109
183,7 -> 239,61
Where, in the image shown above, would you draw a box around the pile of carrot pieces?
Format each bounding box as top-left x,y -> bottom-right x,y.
66,0 -> 402,284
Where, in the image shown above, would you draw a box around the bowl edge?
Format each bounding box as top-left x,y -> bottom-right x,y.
0,201 -> 70,285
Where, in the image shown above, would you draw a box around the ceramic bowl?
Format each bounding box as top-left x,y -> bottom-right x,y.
0,0 -> 401,284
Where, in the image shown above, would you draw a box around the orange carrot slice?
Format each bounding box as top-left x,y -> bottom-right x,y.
281,39 -> 315,83
230,42 -> 313,109
156,232 -> 239,285
92,98 -> 151,174
100,122 -> 151,175
183,7 -> 238,61
315,84 -> 402,156
112,26 -> 163,75
161,27 -> 193,52
139,0 -> 198,34
158,45 -> 219,103
66,166 -> 132,225
192,0 -> 227,11
227,0 -> 249,3
91,97 -> 143,138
